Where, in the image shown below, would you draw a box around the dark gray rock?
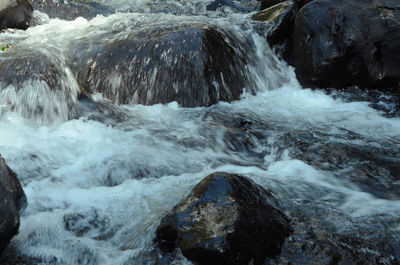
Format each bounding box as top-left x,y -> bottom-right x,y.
0,0 -> 33,30
155,172 -> 292,265
31,0 -> 113,20
82,24 -> 252,107
0,155 -> 26,254
294,0 -> 400,90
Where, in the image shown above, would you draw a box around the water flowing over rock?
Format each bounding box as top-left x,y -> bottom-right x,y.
31,0 -> 113,20
294,0 -> 400,90
0,155 -> 26,254
206,0 -> 261,12
0,51 -> 81,122
82,24 -> 252,107
0,0 -> 33,30
155,172 -> 292,265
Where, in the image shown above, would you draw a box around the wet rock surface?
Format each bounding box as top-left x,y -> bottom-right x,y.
294,0 -> 400,90
155,172 -> 292,265
0,52 -> 66,90
253,1 -> 296,47
31,0 -> 114,20
0,0 -> 33,30
206,0 -> 261,12
0,52 -> 81,121
0,155 -> 26,254
82,24 -> 252,107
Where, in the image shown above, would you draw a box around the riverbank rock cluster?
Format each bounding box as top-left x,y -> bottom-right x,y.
255,0 -> 400,94
1,0 -> 399,106
155,172 -> 292,265
0,155 -> 26,254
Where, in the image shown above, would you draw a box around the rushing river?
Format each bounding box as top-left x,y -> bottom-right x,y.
0,0 -> 400,264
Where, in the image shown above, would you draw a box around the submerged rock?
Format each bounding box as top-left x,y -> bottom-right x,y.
155,172 -> 292,265
82,24 -> 252,107
0,0 -> 33,30
294,0 -> 400,90
206,0 -> 261,12
31,0 -> 113,20
0,155 -> 26,254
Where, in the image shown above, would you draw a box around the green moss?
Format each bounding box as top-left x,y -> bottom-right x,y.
252,1 -> 291,23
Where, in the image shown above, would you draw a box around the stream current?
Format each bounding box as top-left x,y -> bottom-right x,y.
0,1 -> 400,264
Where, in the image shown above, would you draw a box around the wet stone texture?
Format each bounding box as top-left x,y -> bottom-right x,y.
294,0 -> 400,90
0,155 -> 26,254
0,52 -> 82,121
0,0 -> 33,30
82,24 -> 252,107
155,172 -> 292,265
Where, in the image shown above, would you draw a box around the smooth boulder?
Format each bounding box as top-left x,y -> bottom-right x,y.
0,0 -> 33,30
294,0 -> 400,89
0,155 -> 26,254
155,172 -> 292,265
82,24 -> 252,107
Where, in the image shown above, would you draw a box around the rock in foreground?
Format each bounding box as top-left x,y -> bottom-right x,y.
0,0 -> 33,30
155,172 -> 292,265
0,155 -> 26,254
82,24 -> 251,107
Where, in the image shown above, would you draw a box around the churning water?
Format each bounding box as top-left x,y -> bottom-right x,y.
0,1 -> 400,264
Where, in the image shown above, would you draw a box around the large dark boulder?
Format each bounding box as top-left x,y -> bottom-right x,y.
82,24 -> 252,107
155,172 -> 292,265
0,155 -> 26,254
294,0 -> 400,90
0,0 -> 33,30
31,0 -> 113,20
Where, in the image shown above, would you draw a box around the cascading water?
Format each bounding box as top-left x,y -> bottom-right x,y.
0,0 -> 399,264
